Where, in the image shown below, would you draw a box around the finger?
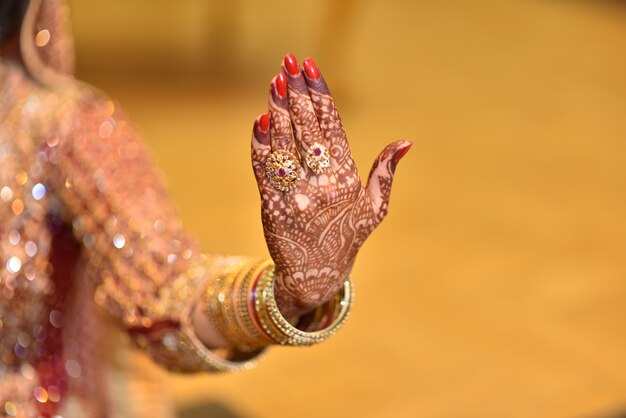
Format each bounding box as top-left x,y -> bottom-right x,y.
366,141 -> 412,223
282,54 -> 326,160
269,73 -> 299,157
251,113 -> 272,191
301,57 -> 356,176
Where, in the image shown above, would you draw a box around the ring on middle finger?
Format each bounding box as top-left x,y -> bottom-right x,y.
305,142 -> 330,175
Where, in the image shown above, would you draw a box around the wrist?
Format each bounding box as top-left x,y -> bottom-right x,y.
272,266 -> 352,319
191,301 -> 230,349
202,259 -> 274,351
197,259 -> 354,350
254,265 -> 354,346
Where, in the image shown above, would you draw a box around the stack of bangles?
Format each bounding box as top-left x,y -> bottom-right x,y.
205,259 -> 354,350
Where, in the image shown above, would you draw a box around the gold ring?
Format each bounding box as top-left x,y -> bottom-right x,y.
305,142 -> 330,175
265,150 -> 300,191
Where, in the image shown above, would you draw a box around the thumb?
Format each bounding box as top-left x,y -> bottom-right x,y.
366,140 -> 412,223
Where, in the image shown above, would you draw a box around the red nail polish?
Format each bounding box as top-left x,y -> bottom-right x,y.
394,144 -> 412,162
391,143 -> 412,172
284,53 -> 299,76
259,113 -> 269,132
303,57 -> 320,80
275,72 -> 287,98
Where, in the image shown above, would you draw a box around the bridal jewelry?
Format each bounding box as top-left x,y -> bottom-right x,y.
305,142 -> 330,175
265,149 -> 300,191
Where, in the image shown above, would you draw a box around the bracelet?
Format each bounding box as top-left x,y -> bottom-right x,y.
204,259 -> 274,350
133,257 -> 266,373
233,260 -> 275,345
205,260 -> 354,349
217,266 -> 257,349
254,265 -> 354,346
205,262 -> 253,349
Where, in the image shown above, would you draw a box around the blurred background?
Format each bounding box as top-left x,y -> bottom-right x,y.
68,1 -> 626,417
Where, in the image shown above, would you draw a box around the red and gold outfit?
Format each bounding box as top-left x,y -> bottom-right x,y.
1,0 -> 409,416
1,1 -> 266,416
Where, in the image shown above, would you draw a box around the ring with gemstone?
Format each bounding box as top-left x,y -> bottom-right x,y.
305,142 -> 330,175
265,150 -> 300,192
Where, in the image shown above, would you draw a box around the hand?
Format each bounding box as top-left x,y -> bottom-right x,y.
250,54 -> 411,318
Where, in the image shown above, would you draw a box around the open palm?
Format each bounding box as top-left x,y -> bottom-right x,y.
251,54 -> 411,317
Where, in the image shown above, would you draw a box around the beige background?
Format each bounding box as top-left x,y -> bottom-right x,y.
70,1 -> 626,417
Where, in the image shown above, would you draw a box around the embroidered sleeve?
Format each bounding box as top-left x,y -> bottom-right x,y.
45,90 -> 264,372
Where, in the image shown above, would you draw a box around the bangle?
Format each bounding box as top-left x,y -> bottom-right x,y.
234,260 -> 275,345
254,265 -> 354,346
204,259 -> 274,350
218,266 -> 258,349
133,257 -> 266,373
205,262 -> 251,349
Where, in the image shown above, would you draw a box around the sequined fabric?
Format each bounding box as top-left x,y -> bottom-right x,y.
1,1 -> 261,416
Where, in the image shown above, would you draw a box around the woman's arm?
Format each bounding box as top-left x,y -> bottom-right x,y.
45,86 -> 266,371
43,52 -> 410,369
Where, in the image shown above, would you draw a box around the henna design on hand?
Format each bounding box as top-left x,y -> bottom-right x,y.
250,55 -> 412,318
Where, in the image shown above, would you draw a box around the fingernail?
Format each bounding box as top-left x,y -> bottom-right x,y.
303,57 -> 320,80
391,143 -> 412,172
259,113 -> 269,132
275,72 -> 287,98
284,53 -> 299,76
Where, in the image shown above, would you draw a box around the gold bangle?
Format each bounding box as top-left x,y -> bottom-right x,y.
205,261 -> 254,349
234,259 -> 274,346
205,269 -> 238,345
254,266 -> 354,346
136,257 -> 267,373
218,266 -> 259,349
205,259 -> 274,350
